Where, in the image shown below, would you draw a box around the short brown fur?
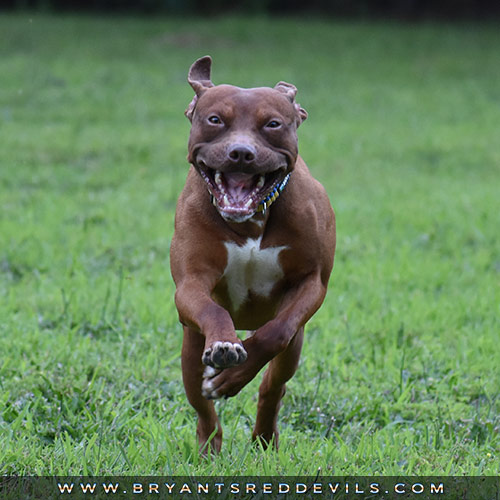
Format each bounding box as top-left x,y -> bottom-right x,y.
170,56 -> 335,452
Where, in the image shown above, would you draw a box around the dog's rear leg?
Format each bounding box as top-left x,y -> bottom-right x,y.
252,327 -> 304,450
182,326 -> 222,454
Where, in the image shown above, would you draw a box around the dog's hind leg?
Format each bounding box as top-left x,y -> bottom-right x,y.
181,326 -> 222,453
252,327 -> 304,450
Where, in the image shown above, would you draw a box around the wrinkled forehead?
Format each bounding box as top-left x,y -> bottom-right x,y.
197,84 -> 295,117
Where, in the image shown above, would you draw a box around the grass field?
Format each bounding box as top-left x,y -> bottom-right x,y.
0,13 -> 499,476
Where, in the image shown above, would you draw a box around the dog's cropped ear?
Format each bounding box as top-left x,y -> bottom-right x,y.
188,55 -> 214,95
185,56 -> 214,121
274,81 -> 308,126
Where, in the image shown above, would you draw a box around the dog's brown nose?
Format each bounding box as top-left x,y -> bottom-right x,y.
227,144 -> 256,165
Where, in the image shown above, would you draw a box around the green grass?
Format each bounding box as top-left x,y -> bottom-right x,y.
0,13 -> 499,475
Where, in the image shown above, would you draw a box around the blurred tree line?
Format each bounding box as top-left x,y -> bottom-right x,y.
2,0 -> 499,19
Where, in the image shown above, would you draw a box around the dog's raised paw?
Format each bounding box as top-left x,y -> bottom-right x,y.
202,366 -> 221,399
202,341 -> 247,368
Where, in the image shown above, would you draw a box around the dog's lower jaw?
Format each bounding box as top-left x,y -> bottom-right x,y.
208,190 -> 258,223
219,208 -> 255,223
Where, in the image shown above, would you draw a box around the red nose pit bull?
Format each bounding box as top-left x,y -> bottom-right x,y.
170,56 -> 336,453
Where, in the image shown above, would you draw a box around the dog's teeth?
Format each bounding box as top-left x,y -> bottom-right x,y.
257,175 -> 265,189
215,171 -> 222,186
223,194 -> 230,206
244,198 -> 253,209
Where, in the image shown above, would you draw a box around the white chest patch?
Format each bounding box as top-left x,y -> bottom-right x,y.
223,237 -> 287,312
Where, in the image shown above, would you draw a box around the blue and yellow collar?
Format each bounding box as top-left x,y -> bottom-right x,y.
257,173 -> 291,214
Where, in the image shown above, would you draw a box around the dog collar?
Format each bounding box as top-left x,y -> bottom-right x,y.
257,173 -> 291,214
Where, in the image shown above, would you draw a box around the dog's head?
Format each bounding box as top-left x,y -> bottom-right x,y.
185,56 -> 307,223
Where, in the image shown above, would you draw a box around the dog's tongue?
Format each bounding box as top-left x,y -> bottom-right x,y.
224,172 -> 255,202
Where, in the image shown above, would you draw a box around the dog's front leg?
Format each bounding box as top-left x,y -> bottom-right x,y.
201,271 -> 328,401
200,272 -> 328,449
175,279 -> 247,453
175,279 -> 247,369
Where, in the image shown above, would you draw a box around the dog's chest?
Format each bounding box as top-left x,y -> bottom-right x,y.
221,237 -> 287,312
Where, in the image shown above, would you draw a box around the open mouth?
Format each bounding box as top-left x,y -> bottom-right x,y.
198,163 -> 287,221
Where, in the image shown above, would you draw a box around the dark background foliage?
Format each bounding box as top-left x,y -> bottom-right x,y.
2,0 -> 499,19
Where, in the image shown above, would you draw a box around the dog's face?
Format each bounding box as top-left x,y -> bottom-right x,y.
185,56 -> 307,223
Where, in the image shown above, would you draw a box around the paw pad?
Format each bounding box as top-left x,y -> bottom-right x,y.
202,341 -> 247,368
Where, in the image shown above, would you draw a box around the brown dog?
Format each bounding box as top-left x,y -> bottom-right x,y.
170,56 -> 335,453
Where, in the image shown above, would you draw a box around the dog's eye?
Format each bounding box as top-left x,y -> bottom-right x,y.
208,115 -> 222,125
266,120 -> 281,129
